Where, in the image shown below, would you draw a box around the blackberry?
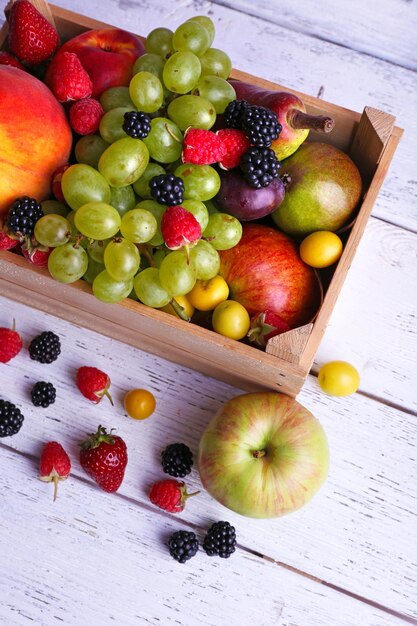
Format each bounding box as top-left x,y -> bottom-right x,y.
224,99 -> 249,129
0,399 -> 24,437
122,110 -> 152,139
6,196 -> 43,237
31,381 -> 56,408
161,443 -> 193,477
240,147 -> 281,189
149,173 -> 185,206
241,105 -> 282,147
29,331 -> 61,364
168,530 -> 199,563
203,521 -> 237,558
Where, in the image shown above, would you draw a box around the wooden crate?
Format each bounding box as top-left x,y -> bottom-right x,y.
0,4 -> 403,396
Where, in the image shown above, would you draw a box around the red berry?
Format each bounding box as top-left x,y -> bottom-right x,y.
182,128 -> 226,165
161,206 -> 202,251
45,51 -> 93,102
51,163 -> 71,203
21,238 -> 52,267
217,128 -> 251,169
0,229 -> 19,250
80,426 -> 128,493
69,98 -> 104,135
39,441 -> 71,501
149,479 -> 199,513
0,50 -> 25,70
247,310 -> 291,348
76,366 -> 113,405
7,0 -> 59,65
0,321 -> 23,363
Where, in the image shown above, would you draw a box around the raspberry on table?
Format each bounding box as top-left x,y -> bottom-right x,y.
31,381 -> 56,408
168,530 -> 199,563
241,105 -> 282,147
122,110 -> 152,139
69,97 -> 104,135
29,331 -> 61,364
224,99 -> 250,129
0,399 -> 24,438
161,443 -> 193,477
150,173 -> 185,206
6,196 -> 43,237
0,322 -> 22,363
240,147 -> 281,188
203,521 -> 237,558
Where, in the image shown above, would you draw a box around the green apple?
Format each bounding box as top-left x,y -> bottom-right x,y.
198,392 -> 329,518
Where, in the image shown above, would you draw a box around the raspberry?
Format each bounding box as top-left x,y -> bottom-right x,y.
0,51 -> 25,70
161,443 -> 193,477
6,196 -> 43,237
122,110 -> 152,139
31,381 -> 56,408
161,206 -> 202,250
224,99 -> 249,129
149,479 -> 199,513
7,0 -> 59,65
0,230 -> 19,250
21,238 -> 51,267
240,147 -> 281,188
182,128 -> 226,165
149,173 -> 184,206
217,128 -> 251,169
203,521 -> 237,558
69,98 -> 104,135
45,51 -> 93,102
241,105 -> 282,147
0,322 -> 23,363
0,399 -> 24,438
29,331 -> 61,364
168,530 -> 199,563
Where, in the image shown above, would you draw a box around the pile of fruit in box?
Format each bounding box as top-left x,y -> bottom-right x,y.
0,1 -> 363,348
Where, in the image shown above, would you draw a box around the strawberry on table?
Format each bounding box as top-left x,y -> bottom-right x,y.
0,320 -> 23,363
149,479 -> 199,513
80,425 -> 128,493
39,441 -> 71,501
7,0 -> 59,65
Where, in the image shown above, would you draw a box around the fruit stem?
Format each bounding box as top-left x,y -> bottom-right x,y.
184,490 -> 200,500
169,298 -> 191,322
252,450 -> 266,459
138,244 -> 155,267
53,475 -> 59,502
164,123 -> 182,143
286,109 -> 335,133
103,389 -> 114,406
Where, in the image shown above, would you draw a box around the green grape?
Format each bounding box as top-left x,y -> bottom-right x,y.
186,16 -> 215,47
193,75 -> 236,113
110,185 -> 136,216
120,208 -> 158,243
143,117 -> 183,163
145,27 -> 174,59
189,239 -> 220,280
173,21 -> 210,56
48,243 -> 88,284
174,163 -> 220,201
159,249 -> 196,296
92,270 -> 133,303
87,238 -> 110,263
83,256 -> 105,285
61,164 -> 111,211
135,200 -> 165,246
41,200 -> 69,217
74,202 -> 121,240
129,71 -> 164,113
104,237 -> 140,281
34,214 -> 71,248
163,51 -> 201,94
203,212 -> 242,250
167,95 -> 216,130
98,137 -> 149,188
181,199 -> 209,231
200,48 -> 232,79
133,52 -> 164,79
133,267 -> 171,308
100,86 -> 135,112
75,134 -> 109,168
133,162 -> 166,199
99,107 -> 132,144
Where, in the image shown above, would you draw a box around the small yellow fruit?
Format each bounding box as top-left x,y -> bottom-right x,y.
124,388 -> 156,420
160,295 -> 195,319
300,231 -> 343,268
212,300 -> 250,340
318,361 -> 360,396
188,275 -> 229,311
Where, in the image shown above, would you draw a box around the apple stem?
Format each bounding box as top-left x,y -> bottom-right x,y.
287,109 -> 335,133
252,450 -> 266,459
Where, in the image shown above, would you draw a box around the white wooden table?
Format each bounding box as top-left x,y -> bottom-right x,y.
1,1 -> 416,624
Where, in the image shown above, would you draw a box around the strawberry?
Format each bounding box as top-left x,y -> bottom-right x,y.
21,237 -> 51,267
7,0 -> 59,65
182,128 -> 226,165
39,441 -> 71,501
217,128 -> 251,169
69,97 -> 104,135
161,206 -> 202,251
0,50 -> 25,70
45,51 -> 93,102
80,425 -> 128,493
0,229 -> 19,250
149,479 -> 199,513
247,310 -> 291,348
0,320 -> 23,363
76,366 -> 113,405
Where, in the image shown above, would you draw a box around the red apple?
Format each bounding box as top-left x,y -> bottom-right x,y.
49,28 -> 145,98
0,66 -> 72,216
198,392 -> 329,518
219,223 -> 322,329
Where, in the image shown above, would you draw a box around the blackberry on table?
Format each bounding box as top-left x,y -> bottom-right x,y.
161,443 -> 193,477
6,197 -> 43,237
168,530 -> 199,563
149,173 -> 185,206
122,110 -> 152,139
29,331 -> 61,364
203,521 -> 237,558
31,381 -> 56,408
240,147 -> 281,189
0,399 -> 24,437
241,105 -> 282,147
224,99 -> 249,129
